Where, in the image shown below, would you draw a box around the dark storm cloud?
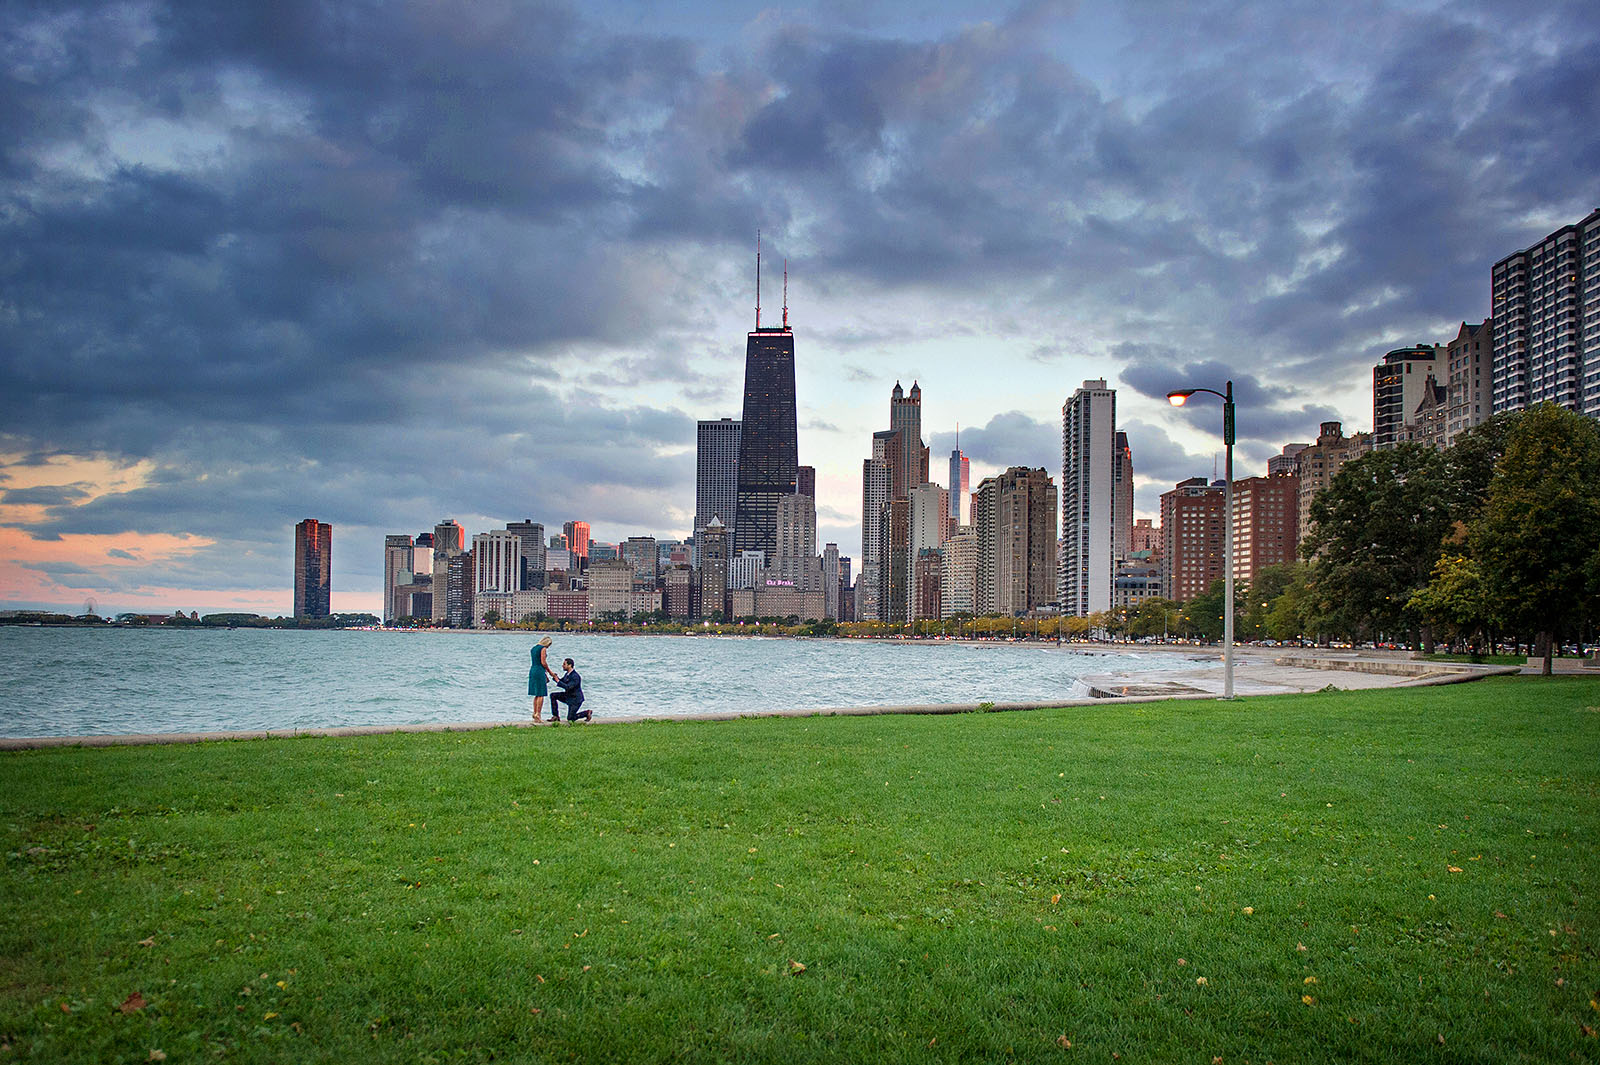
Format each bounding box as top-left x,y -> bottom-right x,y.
1,485 -> 91,506
2,0 -> 1597,605
1118,351 -> 1344,446
929,411 -> 1056,473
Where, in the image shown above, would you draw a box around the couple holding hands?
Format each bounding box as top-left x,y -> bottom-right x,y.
529,636 -> 586,723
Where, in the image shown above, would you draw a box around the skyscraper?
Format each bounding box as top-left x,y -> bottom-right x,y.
1444,320 -> 1493,445
796,465 -> 815,499
889,382 -> 928,498
1230,472 -> 1299,583
293,518 -> 332,618
774,492 -> 818,589
563,521 -> 591,563
430,519 -> 465,626
1161,478 -> 1224,602
1491,209 -> 1600,416
1372,344 -> 1442,449
734,248 -> 798,560
908,482 -> 949,621
1112,430 -> 1134,563
698,517 -> 729,620
695,417 -> 741,559
505,520 -> 547,590
973,468 -> 1056,617
859,456 -> 891,621
383,534 -> 414,624
947,437 -> 969,524
1060,380 -> 1115,617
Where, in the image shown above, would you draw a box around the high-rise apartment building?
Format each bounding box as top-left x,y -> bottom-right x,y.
1373,345 -> 1443,450
383,534 -> 413,624
1267,444 -> 1309,476
878,498 -> 911,624
504,520 -> 546,590
1295,422 -> 1371,544
1160,478 -> 1224,603
1444,320 -> 1493,445
444,551 -> 474,628
472,531 -> 522,596
1060,380 -> 1116,617
563,521 -> 591,563
1129,518 -> 1158,556
622,536 -> 658,587
796,465 -> 815,499
973,467 -> 1057,616
774,492 -> 818,589
859,457 -> 892,621
293,518 -> 332,618
908,482 -> 950,621
695,417 -> 741,558
734,307 -> 798,559
822,542 -> 840,620
1491,209 -> 1600,415
1230,472 -> 1299,583
430,519 -> 465,626
941,525 -> 977,619
698,518 -> 729,620
1112,430 -> 1134,562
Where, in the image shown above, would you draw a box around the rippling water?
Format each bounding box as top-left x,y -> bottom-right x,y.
0,627 -> 1213,737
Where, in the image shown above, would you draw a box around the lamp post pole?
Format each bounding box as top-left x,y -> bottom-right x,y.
1222,380 -> 1234,700
1167,379 -> 1236,699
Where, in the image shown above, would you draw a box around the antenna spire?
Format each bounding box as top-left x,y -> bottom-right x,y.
755,230 -> 762,330
782,259 -> 789,329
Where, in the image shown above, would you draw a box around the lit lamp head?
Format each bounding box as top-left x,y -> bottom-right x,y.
1167,390 -> 1195,407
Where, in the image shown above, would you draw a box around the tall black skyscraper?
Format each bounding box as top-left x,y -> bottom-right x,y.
733,245 -> 798,559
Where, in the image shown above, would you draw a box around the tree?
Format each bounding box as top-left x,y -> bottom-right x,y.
1237,562 -> 1303,641
1445,411 -> 1520,527
1474,402 -> 1600,674
482,609 -> 501,627
1407,555 -> 1495,657
1301,444 -> 1455,646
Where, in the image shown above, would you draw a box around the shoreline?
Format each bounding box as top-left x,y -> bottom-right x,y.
0,654 -> 1521,751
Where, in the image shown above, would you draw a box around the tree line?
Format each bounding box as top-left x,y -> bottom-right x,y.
1192,402 -> 1597,674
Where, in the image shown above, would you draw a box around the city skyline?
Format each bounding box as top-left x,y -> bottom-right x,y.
2,1 -> 1597,616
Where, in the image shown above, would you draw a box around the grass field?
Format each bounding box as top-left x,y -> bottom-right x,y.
3,678 -> 1598,1063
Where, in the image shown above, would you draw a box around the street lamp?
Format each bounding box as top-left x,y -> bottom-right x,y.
1167,380 -> 1235,699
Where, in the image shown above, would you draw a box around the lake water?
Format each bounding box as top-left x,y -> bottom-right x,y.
0,627 -> 1214,738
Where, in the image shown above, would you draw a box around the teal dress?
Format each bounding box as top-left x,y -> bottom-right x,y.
529,647 -> 549,697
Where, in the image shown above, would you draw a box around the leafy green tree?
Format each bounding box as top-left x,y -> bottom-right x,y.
1237,562 -> 1303,641
1407,555 -> 1495,656
1445,411 -> 1520,527
1128,597 -> 1184,639
1474,403 -> 1600,674
1301,444 -> 1455,646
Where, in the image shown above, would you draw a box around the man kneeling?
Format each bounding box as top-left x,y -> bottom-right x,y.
550,658 -> 587,722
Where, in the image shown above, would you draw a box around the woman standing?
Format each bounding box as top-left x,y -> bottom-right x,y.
529,636 -> 558,723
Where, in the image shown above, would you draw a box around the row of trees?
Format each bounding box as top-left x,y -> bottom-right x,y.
1217,403 -> 1599,673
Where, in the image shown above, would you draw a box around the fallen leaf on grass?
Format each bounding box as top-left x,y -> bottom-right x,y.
1051,894 -> 1061,905
1241,907 -> 1253,915
927,1038 -> 937,1048
789,960 -> 807,973
1581,1024 -> 1595,1038
120,992 -> 147,1014
138,937 -> 155,948
148,1052 -> 166,1062
1056,1035 -> 1071,1048
1494,911 -> 1507,919
1195,977 -> 1209,987
59,1003 -> 70,1014
1302,995 -> 1315,1006
529,1007 -> 542,1015
1304,976 -> 1318,985
1447,866 -> 1463,873
1297,943 -> 1308,952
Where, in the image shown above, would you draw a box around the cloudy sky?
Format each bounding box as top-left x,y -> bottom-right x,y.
2,0 -> 1597,616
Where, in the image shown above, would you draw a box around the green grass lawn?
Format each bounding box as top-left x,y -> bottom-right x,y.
3,678 -> 1598,1063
